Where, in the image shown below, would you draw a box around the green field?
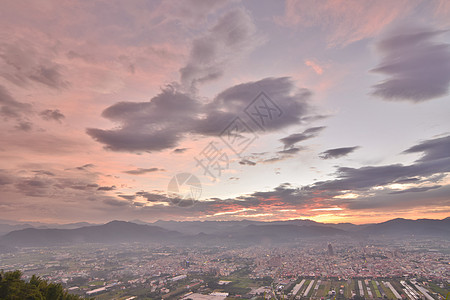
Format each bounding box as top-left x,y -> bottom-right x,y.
428,282 -> 449,299
58,275 -> 449,300
371,280 -> 382,298
291,279 -> 354,299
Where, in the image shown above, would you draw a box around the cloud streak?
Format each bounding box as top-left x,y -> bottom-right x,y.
319,146 -> 359,159
280,126 -> 325,149
278,0 -> 416,47
180,8 -> 259,89
0,39 -> 69,89
0,85 -> 31,119
123,168 -> 164,175
371,25 -> 450,102
39,109 -> 65,122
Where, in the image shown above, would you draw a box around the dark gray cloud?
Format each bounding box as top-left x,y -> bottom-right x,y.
0,85 -> 32,119
196,77 -> 313,136
135,191 -> 173,203
132,174 -> 449,216
97,185 -> 116,191
319,146 -> 359,159
32,170 -> 55,176
88,78 -> 315,152
75,164 -> 95,171
343,185 -> 450,211
87,127 -> 183,153
280,126 -> 325,149
423,173 -> 448,184
0,41 -> 69,89
53,176 -> 98,191
2,168 -> 100,199
239,159 -> 256,166
180,8 -> 258,88
261,156 -> 285,164
15,177 -> 53,197
389,185 -> 442,194
394,177 -> 420,184
239,144 -> 305,166
123,168 -> 164,175
0,167 -> 131,217
310,135 -> 450,192
118,195 -> 136,201
258,151 -> 300,164
50,132 -> 450,217
403,135 -> 450,162
371,26 -> 450,102
103,198 -> 129,207
29,65 -> 68,89
277,147 -> 302,155
87,87 -> 200,152
311,161 -> 448,192
120,184 -> 305,213
249,183 -> 305,204
39,109 -> 65,122
86,7 -> 316,153
183,136 -> 450,214
173,148 -> 188,153
15,121 -> 33,132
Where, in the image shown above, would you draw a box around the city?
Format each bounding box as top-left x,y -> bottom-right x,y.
1,235 -> 448,299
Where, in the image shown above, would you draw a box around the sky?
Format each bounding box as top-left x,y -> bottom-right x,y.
0,0 -> 449,225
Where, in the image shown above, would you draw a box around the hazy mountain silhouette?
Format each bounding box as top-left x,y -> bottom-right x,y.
152,219 -> 259,235
0,221 -> 182,246
151,219 -> 364,235
0,218 -> 448,247
216,224 -> 346,243
0,221 -> 97,236
0,223 -> 35,236
360,217 -> 450,237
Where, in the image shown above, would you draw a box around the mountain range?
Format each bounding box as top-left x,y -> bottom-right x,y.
0,217 -> 448,248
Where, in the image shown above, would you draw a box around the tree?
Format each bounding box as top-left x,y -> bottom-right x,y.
0,270 -> 90,300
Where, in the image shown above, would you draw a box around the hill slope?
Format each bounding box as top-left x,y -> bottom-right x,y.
361,217 -> 450,237
0,220 -> 183,246
1,217 -> 448,247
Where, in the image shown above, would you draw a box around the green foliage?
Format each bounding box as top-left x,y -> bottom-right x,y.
0,270 -> 89,300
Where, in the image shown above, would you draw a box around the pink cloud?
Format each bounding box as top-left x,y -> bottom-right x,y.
277,0 -> 418,47
304,60 -> 323,75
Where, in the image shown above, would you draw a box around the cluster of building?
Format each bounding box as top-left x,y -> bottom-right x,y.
247,239 -> 449,280
0,237 -> 447,298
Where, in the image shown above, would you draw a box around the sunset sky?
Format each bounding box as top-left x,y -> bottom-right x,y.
1,0 -> 449,224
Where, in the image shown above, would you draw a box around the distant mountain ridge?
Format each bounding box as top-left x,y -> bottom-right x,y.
360,217 -> 450,236
0,221 -> 182,247
151,219 -> 366,235
0,217 -> 448,248
0,221 -> 97,236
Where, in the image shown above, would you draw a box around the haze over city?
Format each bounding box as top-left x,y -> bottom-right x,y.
1,0 -> 449,226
